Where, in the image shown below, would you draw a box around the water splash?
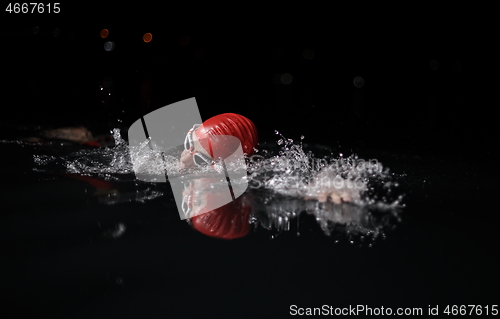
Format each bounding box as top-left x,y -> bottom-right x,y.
31,128 -> 404,238
31,129 -> 404,207
66,129 -> 133,175
244,131 -> 404,240
247,132 -> 399,207
34,129 -> 191,178
33,129 -> 134,177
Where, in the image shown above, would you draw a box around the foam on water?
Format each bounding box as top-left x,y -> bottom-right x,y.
32,129 -> 133,177
33,129 -> 196,179
241,132 -> 403,240
31,128 -> 404,238
247,132 -> 402,207
32,128 -> 404,206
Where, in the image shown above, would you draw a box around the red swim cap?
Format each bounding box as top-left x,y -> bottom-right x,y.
195,113 -> 258,159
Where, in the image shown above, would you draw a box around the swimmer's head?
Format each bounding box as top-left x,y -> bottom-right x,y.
180,113 -> 258,169
195,113 -> 258,158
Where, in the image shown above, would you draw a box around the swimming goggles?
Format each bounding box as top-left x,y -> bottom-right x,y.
184,124 -> 214,167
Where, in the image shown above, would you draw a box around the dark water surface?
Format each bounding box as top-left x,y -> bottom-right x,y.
1,137 -> 498,318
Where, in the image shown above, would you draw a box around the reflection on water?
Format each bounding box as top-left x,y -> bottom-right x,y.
97,187 -> 164,205
253,194 -> 400,239
28,128 -> 404,240
188,186 -> 252,240
183,178 -> 401,240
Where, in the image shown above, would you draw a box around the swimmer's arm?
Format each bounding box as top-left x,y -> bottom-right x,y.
304,190 -> 352,204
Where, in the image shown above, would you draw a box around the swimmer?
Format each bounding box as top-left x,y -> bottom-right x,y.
179,113 -> 258,169
19,126 -> 113,147
179,113 -> 354,204
304,184 -> 356,204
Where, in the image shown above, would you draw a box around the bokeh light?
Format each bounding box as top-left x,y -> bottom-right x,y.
303,48 -> 315,60
52,28 -> 60,37
143,33 -> 152,43
180,35 -> 190,46
353,76 -> 364,88
100,29 -> 109,38
104,41 -> 115,51
281,73 -> 293,85
430,60 -> 439,70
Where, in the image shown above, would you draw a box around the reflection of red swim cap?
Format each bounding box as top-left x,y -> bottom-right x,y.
191,199 -> 251,240
195,113 -> 258,158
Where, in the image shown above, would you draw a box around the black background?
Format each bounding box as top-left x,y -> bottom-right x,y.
1,3 -> 498,318
2,3 -> 495,156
